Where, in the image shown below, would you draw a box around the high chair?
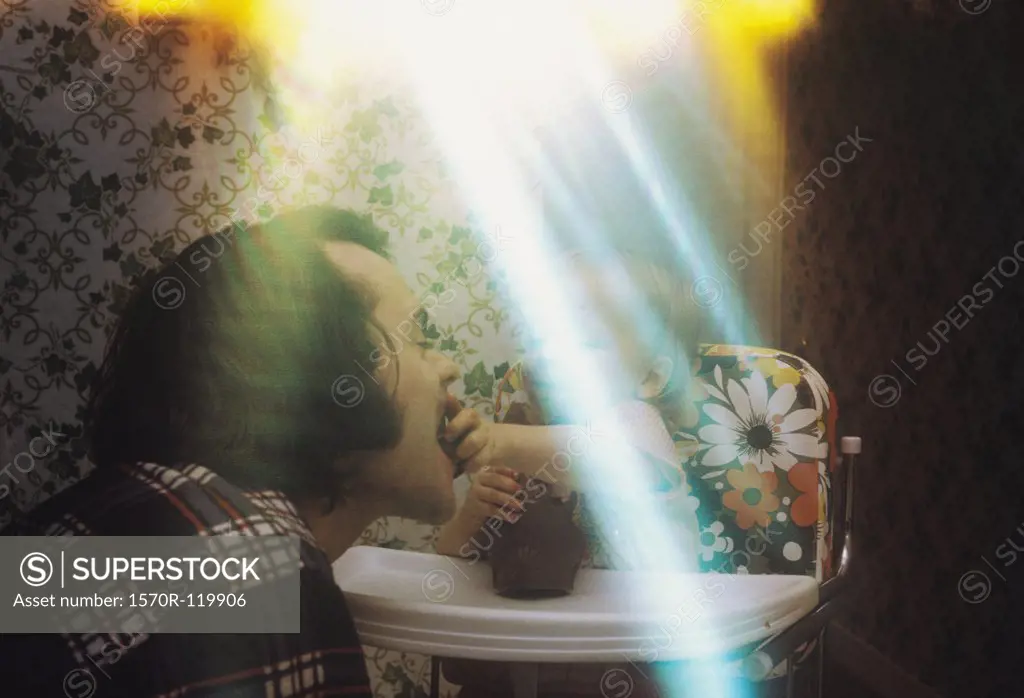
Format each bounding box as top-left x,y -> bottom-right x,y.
665,343 -> 856,696
333,344 -> 857,698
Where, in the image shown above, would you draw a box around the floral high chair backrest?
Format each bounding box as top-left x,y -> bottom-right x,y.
681,344 -> 838,583
494,344 -> 839,583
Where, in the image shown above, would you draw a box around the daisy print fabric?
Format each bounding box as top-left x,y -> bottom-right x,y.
493,345 -> 838,581
678,345 -> 838,581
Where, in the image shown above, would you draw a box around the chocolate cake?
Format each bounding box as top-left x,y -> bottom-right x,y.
487,478 -> 586,599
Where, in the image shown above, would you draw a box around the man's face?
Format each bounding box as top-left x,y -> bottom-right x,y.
324,242 -> 460,524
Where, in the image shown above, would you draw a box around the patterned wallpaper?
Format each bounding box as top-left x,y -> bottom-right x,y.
0,2 -> 525,695
782,1 -> 1024,697
5,0 -> 1023,697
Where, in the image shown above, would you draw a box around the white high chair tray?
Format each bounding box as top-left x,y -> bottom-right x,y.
333,547 -> 819,663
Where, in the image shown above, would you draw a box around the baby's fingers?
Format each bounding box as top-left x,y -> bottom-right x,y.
474,484 -> 527,513
474,469 -> 521,495
482,498 -> 525,524
444,406 -> 481,444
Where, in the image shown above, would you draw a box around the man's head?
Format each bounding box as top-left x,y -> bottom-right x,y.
88,206 -> 460,532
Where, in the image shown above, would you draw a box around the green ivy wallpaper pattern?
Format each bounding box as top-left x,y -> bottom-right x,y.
0,2 -> 524,695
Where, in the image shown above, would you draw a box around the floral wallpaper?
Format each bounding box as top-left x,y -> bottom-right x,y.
11,1 -> 1020,698
0,2 -> 525,695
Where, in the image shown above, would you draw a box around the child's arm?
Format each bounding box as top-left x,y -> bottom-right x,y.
491,423 -> 674,496
436,467 -> 524,557
442,410 -> 599,492
491,422 -> 598,491
435,506 -> 482,557
442,389 -> 677,496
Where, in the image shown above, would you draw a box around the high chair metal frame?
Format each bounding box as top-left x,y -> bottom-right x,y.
742,435 -> 859,698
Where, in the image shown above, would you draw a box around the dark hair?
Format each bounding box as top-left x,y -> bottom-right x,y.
87,206 -> 403,507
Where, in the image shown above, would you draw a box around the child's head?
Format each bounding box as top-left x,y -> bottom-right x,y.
527,247 -> 703,426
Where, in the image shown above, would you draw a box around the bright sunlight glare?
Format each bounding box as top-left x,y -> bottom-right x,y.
123,1 -> 816,694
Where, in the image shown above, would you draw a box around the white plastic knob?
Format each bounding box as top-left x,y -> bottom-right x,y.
741,652 -> 774,682
841,436 -> 862,454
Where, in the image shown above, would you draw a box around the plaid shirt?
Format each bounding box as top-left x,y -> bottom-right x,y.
1,462 -> 373,697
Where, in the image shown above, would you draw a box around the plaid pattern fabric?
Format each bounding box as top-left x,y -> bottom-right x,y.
1,462 -> 373,697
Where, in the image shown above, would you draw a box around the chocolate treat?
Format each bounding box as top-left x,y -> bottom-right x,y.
488,479 -> 586,599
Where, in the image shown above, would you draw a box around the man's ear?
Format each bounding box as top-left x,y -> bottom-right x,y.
637,356 -> 674,399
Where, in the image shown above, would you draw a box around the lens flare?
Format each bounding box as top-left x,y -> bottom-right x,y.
122,2 -> 816,693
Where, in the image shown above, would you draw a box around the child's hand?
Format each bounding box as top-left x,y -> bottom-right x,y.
442,397 -> 500,475
463,466 -> 525,525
